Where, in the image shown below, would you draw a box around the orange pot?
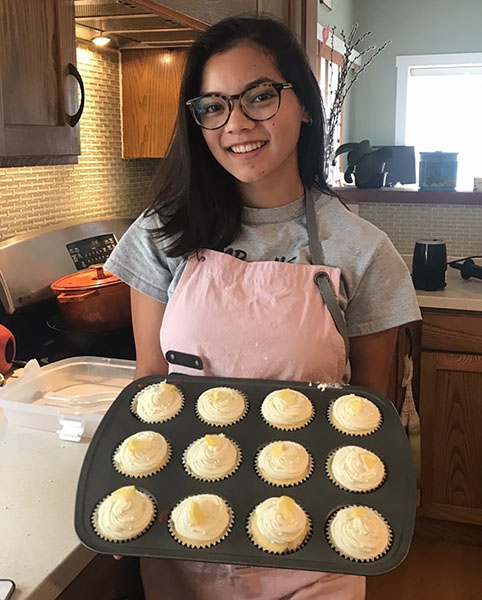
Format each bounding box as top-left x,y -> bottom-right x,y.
51,265 -> 131,332
0,324 -> 16,374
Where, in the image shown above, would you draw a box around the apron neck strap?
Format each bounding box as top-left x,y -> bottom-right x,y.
305,188 -> 324,266
305,187 -> 350,366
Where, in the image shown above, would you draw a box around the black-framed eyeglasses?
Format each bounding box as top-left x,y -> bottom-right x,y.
186,82 -> 294,130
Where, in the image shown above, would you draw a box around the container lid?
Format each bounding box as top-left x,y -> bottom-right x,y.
51,265 -> 122,292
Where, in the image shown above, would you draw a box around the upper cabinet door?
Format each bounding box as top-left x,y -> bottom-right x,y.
0,0 -> 83,167
121,48 -> 187,159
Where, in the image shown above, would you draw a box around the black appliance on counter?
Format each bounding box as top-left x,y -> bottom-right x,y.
0,219 -> 135,366
412,239 -> 447,291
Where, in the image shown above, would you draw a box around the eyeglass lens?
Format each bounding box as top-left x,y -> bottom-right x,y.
193,83 -> 281,129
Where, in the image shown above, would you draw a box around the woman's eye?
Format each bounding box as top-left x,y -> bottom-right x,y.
204,103 -> 224,114
252,92 -> 276,103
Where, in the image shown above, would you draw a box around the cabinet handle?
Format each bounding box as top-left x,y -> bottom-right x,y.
67,62 -> 85,127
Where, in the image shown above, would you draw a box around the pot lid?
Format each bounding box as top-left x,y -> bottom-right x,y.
51,265 -> 123,292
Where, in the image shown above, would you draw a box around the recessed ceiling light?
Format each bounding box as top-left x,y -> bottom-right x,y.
92,35 -> 111,47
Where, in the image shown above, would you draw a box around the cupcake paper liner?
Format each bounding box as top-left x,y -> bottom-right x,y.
130,383 -> 185,424
91,488 -> 158,543
112,435 -> 172,479
327,399 -> 383,437
194,388 -> 249,427
325,505 -> 393,562
167,497 -> 234,549
325,447 -> 387,494
246,503 -> 313,555
182,437 -> 242,482
254,441 -> 314,487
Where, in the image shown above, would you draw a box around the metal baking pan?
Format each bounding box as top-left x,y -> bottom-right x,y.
75,374 -> 416,576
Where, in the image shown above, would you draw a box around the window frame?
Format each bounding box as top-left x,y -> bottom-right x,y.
395,52 -> 482,144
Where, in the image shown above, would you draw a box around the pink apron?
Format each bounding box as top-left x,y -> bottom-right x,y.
142,190 -> 365,599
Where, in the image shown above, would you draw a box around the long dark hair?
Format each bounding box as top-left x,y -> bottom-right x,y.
146,16 -> 333,257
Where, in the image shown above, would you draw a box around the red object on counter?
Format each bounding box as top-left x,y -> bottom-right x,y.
0,324 -> 16,374
51,265 -> 131,332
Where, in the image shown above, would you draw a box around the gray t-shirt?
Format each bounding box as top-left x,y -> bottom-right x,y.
105,191 -> 421,338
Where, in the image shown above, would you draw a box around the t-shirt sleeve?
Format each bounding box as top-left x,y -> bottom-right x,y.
344,234 -> 422,337
104,213 -> 172,303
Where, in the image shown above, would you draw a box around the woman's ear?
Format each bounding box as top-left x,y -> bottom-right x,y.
302,111 -> 313,126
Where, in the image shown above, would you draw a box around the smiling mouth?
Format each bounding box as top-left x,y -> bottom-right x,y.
228,141 -> 268,154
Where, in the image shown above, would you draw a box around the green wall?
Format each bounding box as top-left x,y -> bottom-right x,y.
318,0 -> 354,31
348,0 -> 482,145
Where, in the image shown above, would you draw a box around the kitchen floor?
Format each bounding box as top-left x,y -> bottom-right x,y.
366,533 -> 482,600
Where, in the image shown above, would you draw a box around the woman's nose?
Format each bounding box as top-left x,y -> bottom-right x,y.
224,101 -> 255,133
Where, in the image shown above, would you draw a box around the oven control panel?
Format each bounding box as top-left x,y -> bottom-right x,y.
66,234 -> 117,270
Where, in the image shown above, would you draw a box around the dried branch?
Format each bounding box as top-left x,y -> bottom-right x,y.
323,24 -> 391,179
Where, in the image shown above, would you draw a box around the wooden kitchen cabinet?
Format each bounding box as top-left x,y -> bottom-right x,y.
121,48 -> 187,158
0,0 -> 82,167
386,320 -> 421,411
418,309 -> 482,527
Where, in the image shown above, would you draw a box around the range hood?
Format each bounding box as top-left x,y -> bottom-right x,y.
74,0 -> 208,49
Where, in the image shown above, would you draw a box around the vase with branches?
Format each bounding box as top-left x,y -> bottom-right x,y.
323,23 -> 391,181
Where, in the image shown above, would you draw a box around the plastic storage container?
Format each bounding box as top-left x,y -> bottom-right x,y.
0,356 -> 135,440
419,151 -> 458,191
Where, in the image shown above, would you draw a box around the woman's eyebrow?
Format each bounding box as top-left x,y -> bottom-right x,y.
201,77 -> 276,96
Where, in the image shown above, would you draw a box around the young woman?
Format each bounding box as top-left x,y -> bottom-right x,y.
105,15 -> 421,600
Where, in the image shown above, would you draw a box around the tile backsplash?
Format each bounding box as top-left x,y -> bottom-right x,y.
0,43 -> 157,242
1,43 -> 480,259
359,202 -> 482,258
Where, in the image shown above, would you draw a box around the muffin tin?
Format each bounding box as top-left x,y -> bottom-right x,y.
75,374 -> 416,576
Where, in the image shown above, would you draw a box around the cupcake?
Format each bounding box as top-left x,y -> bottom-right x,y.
256,441 -> 313,487
327,505 -> 392,561
92,485 -> 156,542
113,431 -> 171,478
248,495 -> 311,554
169,494 -> 232,548
327,446 -> 385,492
328,394 -> 381,436
261,388 -> 314,430
196,387 -> 247,426
183,434 -> 241,481
131,381 -> 183,423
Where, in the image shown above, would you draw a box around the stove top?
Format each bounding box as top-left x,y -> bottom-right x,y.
1,299 -> 135,366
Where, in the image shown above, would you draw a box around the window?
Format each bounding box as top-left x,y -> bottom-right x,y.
396,53 -> 482,191
317,40 -> 345,186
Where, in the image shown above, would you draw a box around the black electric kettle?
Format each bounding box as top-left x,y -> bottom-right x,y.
412,239 -> 447,291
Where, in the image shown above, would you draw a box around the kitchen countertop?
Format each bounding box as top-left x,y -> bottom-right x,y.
0,411 -> 95,600
402,255 -> 482,312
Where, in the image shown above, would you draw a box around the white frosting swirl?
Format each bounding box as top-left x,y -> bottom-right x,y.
135,381 -> 183,423
171,494 -> 230,544
254,497 -> 308,545
114,431 -> 169,476
329,506 -> 390,560
96,486 -> 154,541
257,441 -> 310,483
196,387 -> 246,425
184,434 -> 239,479
330,446 -> 385,491
331,394 -> 381,434
261,389 -> 313,428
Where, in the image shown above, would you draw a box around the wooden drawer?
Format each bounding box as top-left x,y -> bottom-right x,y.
421,309 -> 482,354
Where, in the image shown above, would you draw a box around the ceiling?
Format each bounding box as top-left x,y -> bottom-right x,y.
74,0 -> 205,50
